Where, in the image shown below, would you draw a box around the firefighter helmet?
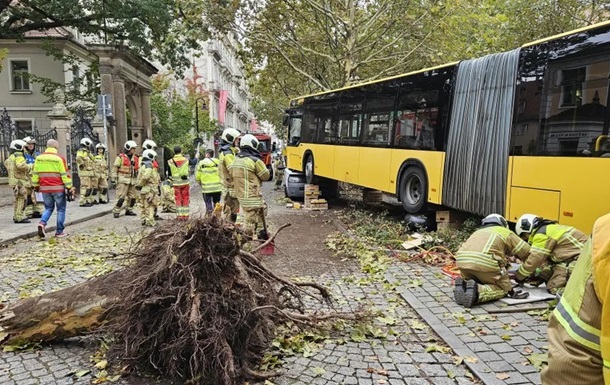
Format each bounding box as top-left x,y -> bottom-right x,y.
240,134 -> 259,151
23,136 -> 36,144
142,149 -> 157,161
80,138 -> 93,147
143,139 -> 157,150
124,140 -> 138,151
95,143 -> 106,150
10,139 -> 26,151
481,214 -> 508,228
221,127 -> 241,144
515,214 -> 540,236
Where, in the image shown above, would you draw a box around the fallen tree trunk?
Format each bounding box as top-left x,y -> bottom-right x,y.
0,218 -> 354,385
0,270 -> 126,346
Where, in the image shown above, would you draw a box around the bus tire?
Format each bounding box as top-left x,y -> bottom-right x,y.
304,154 -> 317,184
399,166 -> 427,213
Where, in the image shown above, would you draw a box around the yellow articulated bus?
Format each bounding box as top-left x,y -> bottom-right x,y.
284,21 -> 610,234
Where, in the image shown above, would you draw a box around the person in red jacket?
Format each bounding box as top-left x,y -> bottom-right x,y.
31,139 -> 74,238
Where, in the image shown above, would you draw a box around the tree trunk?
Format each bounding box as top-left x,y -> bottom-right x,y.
0,270 -> 126,346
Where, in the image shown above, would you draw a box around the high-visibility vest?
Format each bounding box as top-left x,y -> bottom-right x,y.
168,155 -> 189,186
196,158 -> 222,194
112,153 -> 139,184
544,213 -> 610,384
31,147 -> 72,192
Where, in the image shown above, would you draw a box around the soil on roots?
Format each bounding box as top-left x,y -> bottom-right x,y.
107,217 -> 281,385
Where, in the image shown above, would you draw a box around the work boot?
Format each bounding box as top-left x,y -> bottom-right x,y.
113,213 -> 120,218
80,203 -> 93,208
257,229 -> 269,240
463,280 -> 479,308
14,218 -> 31,224
32,212 -> 42,218
453,277 -> 467,306
125,211 -> 137,216
508,289 -> 529,299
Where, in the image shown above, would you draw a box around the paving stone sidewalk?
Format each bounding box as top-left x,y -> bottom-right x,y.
386,263 -> 549,385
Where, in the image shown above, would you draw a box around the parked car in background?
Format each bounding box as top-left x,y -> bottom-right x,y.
283,168 -> 305,199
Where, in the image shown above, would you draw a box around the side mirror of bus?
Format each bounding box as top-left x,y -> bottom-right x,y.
282,113 -> 290,127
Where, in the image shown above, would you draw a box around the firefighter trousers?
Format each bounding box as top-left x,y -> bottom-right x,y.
460,267 -> 512,304
173,184 -> 190,219
79,175 -> 95,206
113,183 -> 137,214
12,185 -> 27,222
140,192 -> 158,227
242,203 -> 268,237
92,176 -> 109,203
24,186 -> 43,216
222,191 -> 240,222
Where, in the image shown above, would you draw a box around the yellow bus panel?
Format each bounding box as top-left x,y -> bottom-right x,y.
358,147 -> 392,191
509,157 -> 610,234
508,187 -> 560,223
309,144 -> 336,179
334,146 -> 359,184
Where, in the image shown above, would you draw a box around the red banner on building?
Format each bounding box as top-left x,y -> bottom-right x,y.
250,119 -> 259,132
218,90 -> 228,124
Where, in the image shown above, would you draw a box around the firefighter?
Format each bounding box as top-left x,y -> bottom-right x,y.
160,180 -> 176,213
92,143 -> 109,204
75,138 -> 95,207
454,214 -> 531,308
4,139 -> 30,223
230,134 -> 271,239
272,154 -> 285,191
137,149 -> 160,227
22,136 -> 43,217
138,139 -> 158,168
111,140 -> 139,218
218,127 -> 241,222
167,146 -> 191,220
514,213 -> 588,294
541,213 -> 609,384
196,149 -> 222,215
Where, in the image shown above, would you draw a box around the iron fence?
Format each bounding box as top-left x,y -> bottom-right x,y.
68,107 -> 100,188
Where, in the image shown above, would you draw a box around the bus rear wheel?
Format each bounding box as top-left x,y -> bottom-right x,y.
400,167 -> 427,213
305,154 -> 316,184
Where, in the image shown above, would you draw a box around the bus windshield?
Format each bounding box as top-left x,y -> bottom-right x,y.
289,116 -> 302,145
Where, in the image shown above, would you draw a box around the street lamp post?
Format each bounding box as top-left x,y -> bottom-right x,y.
194,97 -> 207,135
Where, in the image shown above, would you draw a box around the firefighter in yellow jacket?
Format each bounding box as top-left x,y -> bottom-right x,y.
542,213 -> 610,384
218,127 -> 241,222
4,139 -> 31,223
136,149 -> 160,227
75,138 -> 95,207
160,180 -> 176,213
514,214 -> 588,294
92,143 -> 109,204
230,134 -> 271,239
196,149 -> 222,215
454,214 -> 531,307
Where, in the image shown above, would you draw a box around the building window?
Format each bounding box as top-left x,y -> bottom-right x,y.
10,60 -> 30,91
515,124 -> 528,136
72,65 -> 81,89
560,67 -> 586,107
13,119 -> 33,136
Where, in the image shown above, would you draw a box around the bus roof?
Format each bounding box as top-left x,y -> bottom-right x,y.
290,19 -> 610,104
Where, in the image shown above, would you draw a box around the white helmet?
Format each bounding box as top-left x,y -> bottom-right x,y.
80,138 -> 93,147
481,214 -> 508,228
124,140 -> 138,151
142,149 -> 157,161
10,139 -> 26,151
240,134 -> 259,151
143,139 -> 157,150
95,143 -> 106,150
23,136 -> 36,144
515,213 -> 540,236
221,127 -> 241,144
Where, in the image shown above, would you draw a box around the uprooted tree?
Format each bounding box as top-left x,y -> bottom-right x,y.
0,218 -> 358,384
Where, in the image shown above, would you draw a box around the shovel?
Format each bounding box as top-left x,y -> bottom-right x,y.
259,208 -> 275,256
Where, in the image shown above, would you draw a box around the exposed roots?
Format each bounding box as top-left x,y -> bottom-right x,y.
106,217 -> 347,385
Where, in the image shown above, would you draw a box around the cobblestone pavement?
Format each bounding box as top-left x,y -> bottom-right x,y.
386,263 -> 548,385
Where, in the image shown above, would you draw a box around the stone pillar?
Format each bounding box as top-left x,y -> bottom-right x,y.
99,62 -> 117,162
131,125 -> 144,148
112,70 -> 128,158
47,89 -> 71,160
141,89 -> 152,140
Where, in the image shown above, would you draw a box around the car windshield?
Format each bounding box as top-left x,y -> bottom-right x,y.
258,140 -> 270,153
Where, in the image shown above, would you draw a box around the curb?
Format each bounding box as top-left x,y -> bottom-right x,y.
385,272 -> 504,385
0,209 -> 113,246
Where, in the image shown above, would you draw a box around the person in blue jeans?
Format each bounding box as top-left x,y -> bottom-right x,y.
31,139 -> 74,238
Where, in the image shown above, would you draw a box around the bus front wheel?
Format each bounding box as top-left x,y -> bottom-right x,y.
400,167 -> 427,213
305,154 -> 316,184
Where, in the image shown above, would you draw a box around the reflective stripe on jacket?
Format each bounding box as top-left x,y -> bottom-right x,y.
218,145 -> 237,196
76,148 -> 94,177
543,214 -> 610,384
516,224 -> 588,280
230,155 -> 270,208
112,153 -> 139,184
168,155 -> 189,186
137,161 -> 160,194
31,147 -> 72,192
196,158 -> 222,194
456,226 -> 530,272
93,154 -> 108,178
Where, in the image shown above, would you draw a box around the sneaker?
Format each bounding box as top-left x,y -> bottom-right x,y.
55,232 -> 68,238
453,277 -> 466,305
37,222 -> 46,238
463,280 -> 479,308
